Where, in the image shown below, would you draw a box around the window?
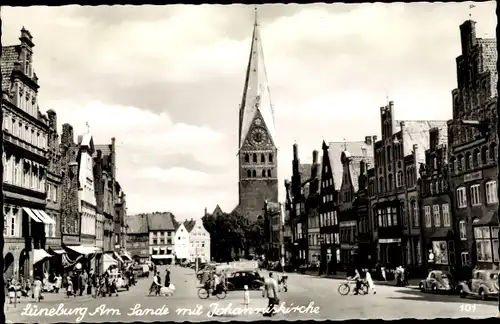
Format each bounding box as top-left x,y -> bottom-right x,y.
411,200 -> 419,227
396,171 -> 403,188
442,204 -> 450,227
267,169 -> 271,177
246,170 -> 251,177
470,184 -> 481,206
253,154 -> 257,163
459,220 -> 467,240
461,252 -> 469,266
456,187 -> 467,208
424,206 -> 431,228
244,154 -> 249,163
475,226 -> 493,262
433,157 -> 438,170
377,209 -> 382,227
252,170 -> 256,177
379,177 -> 384,192
261,170 -> 266,177
269,154 -> 273,163
433,205 -> 441,227
486,181 -> 498,204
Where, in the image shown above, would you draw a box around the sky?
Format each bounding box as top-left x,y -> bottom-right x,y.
1,3 -> 496,221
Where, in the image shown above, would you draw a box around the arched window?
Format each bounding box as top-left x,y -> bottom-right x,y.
465,152 -> 471,170
458,154 -> 464,171
247,170 -> 251,177
388,174 -> 393,191
410,200 -> 418,228
482,146 -> 489,164
261,154 -> 265,163
267,169 -> 271,177
396,171 -> 403,188
262,169 -> 266,177
490,143 -> 497,161
252,170 -> 256,177
386,146 -> 392,162
268,154 -> 273,163
379,177 -> 384,192
473,149 -> 479,167
253,154 -> 257,163
244,154 -> 249,163
449,156 -> 456,173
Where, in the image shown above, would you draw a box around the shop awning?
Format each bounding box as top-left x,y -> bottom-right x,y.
175,252 -> 190,259
66,245 -> 99,255
33,249 -> 53,264
151,255 -> 174,259
103,253 -> 118,272
34,210 -> 56,225
23,207 -> 42,223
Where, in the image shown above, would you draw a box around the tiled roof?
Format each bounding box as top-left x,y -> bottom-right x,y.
349,156 -> 374,193
396,121 -> 448,164
127,214 -> 149,234
184,219 -> 196,233
328,141 -> 373,191
93,144 -> 112,158
1,46 -> 19,92
147,212 -> 176,231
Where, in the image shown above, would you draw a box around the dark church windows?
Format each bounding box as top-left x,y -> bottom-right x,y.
261,154 -> 265,163
252,170 -> 257,177
262,170 -> 266,177
247,170 -> 251,177
267,169 -> 271,177
490,143 -> 497,161
269,154 -> 273,163
482,146 -> 489,164
245,154 -> 249,163
253,154 -> 257,163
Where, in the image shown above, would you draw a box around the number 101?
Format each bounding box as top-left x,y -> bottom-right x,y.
460,304 -> 476,312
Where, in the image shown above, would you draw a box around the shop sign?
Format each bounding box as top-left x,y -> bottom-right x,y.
464,171 -> 482,183
378,238 -> 402,243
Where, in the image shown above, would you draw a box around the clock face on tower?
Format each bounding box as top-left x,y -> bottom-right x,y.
251,127 -> 268,146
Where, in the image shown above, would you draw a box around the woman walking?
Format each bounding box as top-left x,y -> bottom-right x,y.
33,276 -> 43,302
364,269 -> 376,294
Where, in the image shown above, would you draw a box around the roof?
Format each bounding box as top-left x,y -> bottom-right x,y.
93,144 -> 112,158
213,205 -> 223,216
126,214 -> 149,234
147,212 -> 176,231
238,12 -> 276,149
349,156 -> 374,193
396,120 -> 448,164
328,141 -> 373,191
184,219 -> 196,233
1,46 -> 18,92
299,163 -> 312,184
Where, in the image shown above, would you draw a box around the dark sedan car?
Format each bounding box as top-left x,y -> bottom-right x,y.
227,270 -> 264,290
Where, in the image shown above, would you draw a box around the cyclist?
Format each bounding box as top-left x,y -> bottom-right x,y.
348,269 -> 362,295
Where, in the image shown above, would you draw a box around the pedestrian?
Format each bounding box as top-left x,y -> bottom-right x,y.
165,269 -> 171,289
243,284 -> 250,308
262,272 -> 279,317
54,273 -> 62,293
220,269 -> 227,290
32,276 -> 42,302
364,269 -> 376,294
79,271 -> 85,296
381,266 -> 387,281
87,270 -> 93,295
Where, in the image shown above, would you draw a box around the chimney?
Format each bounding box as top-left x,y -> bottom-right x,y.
364,136 -> 372,146
204,208 -> 207,216
413,144 -> 419,162
77,135 -> 83,144
373,135 -> 377,142
61,123 -> 74,146
312,150 -> 318,164
47,109 -> 57,130
360,160 -> 366,175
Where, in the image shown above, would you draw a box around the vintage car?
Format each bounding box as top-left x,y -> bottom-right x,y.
419,270 -> 456,294
227,270 -> 265,290
109,272 -> 130,291
459,269 -> 499,300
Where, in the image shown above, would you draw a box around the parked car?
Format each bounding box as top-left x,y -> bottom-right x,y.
227,270 -> 264,290
459,269 -> 499,300
419,270 -> 456,294
109,273 -> 130,291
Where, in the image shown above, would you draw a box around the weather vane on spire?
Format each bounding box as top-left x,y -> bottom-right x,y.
469,4 -> 475,19
254,6 -> 259,27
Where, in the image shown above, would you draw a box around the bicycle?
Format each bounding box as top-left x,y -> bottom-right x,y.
197,285 -> 227,299
338,279 -> 369,296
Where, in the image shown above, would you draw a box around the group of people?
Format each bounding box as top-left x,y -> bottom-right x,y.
200,268 -> 228,295
4,272 -> 64,304
150,268 -> 172,295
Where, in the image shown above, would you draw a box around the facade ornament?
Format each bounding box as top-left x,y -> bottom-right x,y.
25,91 -> 30,101
19,84 -> 24,96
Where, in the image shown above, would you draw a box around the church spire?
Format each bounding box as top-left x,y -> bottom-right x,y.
238,7 -> 276,150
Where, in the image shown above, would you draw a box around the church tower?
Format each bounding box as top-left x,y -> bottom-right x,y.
237,9 -> 278,223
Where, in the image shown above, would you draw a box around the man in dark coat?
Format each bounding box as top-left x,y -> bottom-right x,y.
164,269 -> 171,288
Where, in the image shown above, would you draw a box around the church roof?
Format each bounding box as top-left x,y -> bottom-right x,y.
239,9 -> 276,149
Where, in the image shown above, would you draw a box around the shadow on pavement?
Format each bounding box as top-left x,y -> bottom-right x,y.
388,289 -> 498,306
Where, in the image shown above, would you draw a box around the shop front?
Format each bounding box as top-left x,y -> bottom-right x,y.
377,238 -> 402,267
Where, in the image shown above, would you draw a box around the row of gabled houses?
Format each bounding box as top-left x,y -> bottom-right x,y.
282,19 -> 498,278
2,28 -> 128,282
126,212 -> 211,264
